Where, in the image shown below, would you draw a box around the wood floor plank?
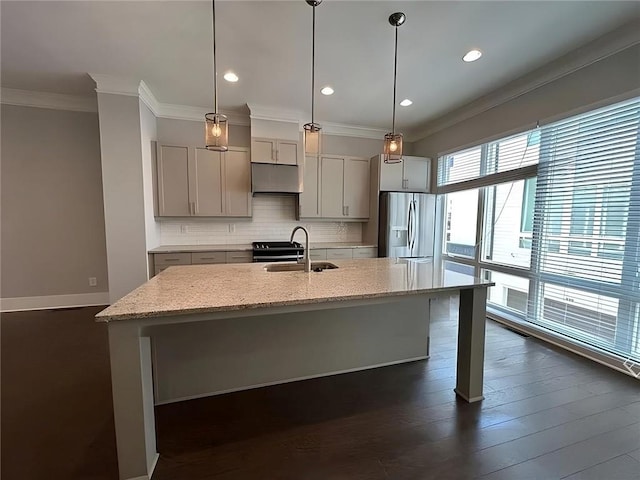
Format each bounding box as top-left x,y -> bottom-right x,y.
478,422 -> 640,479
562,454 -> 640,480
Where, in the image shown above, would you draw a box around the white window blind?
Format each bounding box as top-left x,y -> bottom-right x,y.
438,130 -> 540,188
530,97 -> 640,361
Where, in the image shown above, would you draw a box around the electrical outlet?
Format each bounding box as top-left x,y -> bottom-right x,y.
180,225 -> 188,234
88,277 -> 97,287
229,224 -> 236,233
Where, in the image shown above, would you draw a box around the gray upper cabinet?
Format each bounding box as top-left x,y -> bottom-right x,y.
300,155 -> 370,220
157,145 -> 191,216
193,148 -> 223,216
320,157 -> 345,218
378,155 -> 431,193
251,137 -> 299,165
224,149 -> 252,217
156,144 -> 251,217
343,158 -> 370,218
299,155 -> 320,217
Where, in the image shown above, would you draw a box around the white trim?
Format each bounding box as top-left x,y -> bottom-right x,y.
123,453 -> 158,480
0,292 -> 110,313
453,389 -> 484,403
0,88 -> 97,113
322,121 -> 387,140
137,80 -> 160,116
156,102 -> 250,126
154,355 -> 428,405
247,103 -> 302,124
411,21 -> 640,141
90,73 -> 140,96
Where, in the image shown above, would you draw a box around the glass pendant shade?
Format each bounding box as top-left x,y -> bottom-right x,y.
304,122 -> 322,155
205,113 -> 228,151
383,132 -> 403,164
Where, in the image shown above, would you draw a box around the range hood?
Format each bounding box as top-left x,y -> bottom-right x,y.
251,163 -> 302,194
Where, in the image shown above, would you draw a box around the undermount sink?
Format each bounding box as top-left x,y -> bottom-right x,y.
264,262 -> 339,273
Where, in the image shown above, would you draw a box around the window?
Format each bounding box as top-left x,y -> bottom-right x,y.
444,189 -> 479,258
438,96 -> 640,364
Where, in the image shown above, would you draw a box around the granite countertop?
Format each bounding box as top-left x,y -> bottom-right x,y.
96,258 -> 492,322
149,242 -> 377,253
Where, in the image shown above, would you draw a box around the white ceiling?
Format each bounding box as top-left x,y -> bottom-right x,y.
2,1 -> 639,133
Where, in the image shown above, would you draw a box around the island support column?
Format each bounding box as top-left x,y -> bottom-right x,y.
455,287 -> 488,402
108,321 -> 158,480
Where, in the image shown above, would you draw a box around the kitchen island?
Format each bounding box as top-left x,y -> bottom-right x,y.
97,258 -> 493,480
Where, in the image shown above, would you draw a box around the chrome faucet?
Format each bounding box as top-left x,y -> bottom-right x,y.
290,226 -> 311,272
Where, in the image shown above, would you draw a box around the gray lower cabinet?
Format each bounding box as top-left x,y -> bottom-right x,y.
156,144 -> 251,217
151,250 -> 253,277
310,247 -> 377,261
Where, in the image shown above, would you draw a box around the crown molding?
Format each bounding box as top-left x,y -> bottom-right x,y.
156,102 -> 250,126
247,103 -> 302,124
410,19 -> 640,142
0,87 -> 97,113
89,73 -> 141,96
321,121 -> 387,140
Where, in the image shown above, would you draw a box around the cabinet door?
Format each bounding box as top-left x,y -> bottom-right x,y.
224,149 -> 252,217
343,158 -> 370,218
379,158 -> 404,191
299,155 -> 319,217
277,140 -> 299,165
403,157 -> 431,192
320,157 -> 345,218
251,138 -> 276,164
193,148 -> 223,216
157,145 -> 191,216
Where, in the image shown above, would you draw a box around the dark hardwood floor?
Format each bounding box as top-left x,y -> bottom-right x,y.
2,298 -> 638,479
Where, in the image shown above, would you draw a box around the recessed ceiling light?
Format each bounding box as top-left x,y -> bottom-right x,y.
463,49 -> 482,62
400,99 -> 413,107
320,86 -> 334,96
223,72 -> 239,82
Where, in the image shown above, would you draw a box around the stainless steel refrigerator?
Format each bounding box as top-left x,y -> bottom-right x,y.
379,192 -> 436,259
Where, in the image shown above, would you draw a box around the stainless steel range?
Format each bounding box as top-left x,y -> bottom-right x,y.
252,241 -> 304,263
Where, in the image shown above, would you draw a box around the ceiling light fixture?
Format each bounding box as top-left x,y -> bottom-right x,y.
320,86 -> 334,96
205,0 -> 228,151
463,49 -> 482,62
400,99 -> 412,107
303,0 -> 322,156
223,72 -> 239,83
383,12 -> 406,164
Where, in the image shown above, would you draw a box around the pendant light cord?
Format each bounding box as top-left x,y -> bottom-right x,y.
212,0 -> 218,113
311,5 -> 316,124
392,24 -> 398,135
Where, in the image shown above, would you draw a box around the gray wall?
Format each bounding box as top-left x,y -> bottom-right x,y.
157,118 -> 250,147
322,134 -> 384,158
413,44 -> 640,159
0,105 -> 109,298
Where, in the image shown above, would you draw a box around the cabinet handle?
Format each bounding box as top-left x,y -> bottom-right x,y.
346,206 -> 349,216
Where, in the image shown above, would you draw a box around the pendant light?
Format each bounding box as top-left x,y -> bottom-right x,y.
303,0 -> 322,156
205,0 -> 228,151
383,12 -> 406,164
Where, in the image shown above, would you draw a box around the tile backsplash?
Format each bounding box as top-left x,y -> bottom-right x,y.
159,195 -> 363,245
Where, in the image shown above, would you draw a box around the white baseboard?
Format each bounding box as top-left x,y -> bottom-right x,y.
155,355 -> 429,406
0,292 -> 110,312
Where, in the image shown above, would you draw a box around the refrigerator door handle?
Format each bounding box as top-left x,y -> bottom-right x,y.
407,201 -> 413,249
411,200 -> 417,249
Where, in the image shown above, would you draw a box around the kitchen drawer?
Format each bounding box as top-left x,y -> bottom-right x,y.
353,247 -> 377,259
225,251 -> 253,263
326,248 -> 353,260
154,266 -> 171,276
154,252 -> 191,267
192,251 -> 226,264
309,249 -> 327,260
